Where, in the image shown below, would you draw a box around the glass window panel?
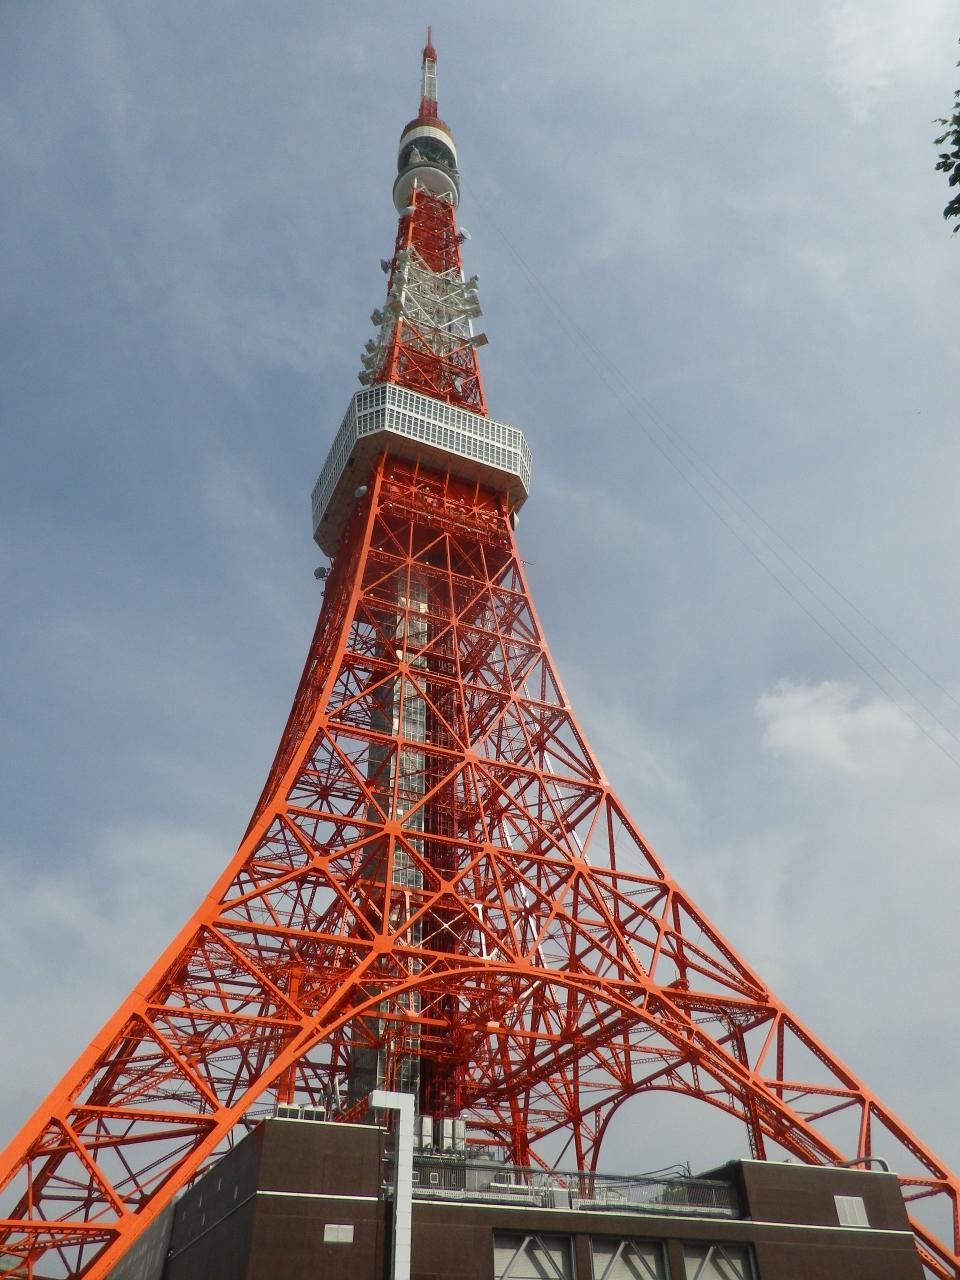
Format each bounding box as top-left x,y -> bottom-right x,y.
682,1243 -> 753,1280
493,1233 -> 575,1280
834,1195 -> 869,1227
591,1238 -> 667,1280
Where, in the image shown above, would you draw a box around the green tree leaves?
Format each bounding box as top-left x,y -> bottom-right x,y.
934,42 -> 960,232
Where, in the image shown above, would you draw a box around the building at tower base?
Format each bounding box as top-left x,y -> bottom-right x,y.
4,29 -> 958,1280
105,1121 -> 922,1280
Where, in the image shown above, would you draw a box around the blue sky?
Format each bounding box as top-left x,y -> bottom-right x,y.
2,0 -> 959,1192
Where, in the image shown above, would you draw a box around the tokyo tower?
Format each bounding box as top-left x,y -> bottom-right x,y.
1,30 -> 958,1280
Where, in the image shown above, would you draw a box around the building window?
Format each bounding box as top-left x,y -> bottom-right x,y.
493,1232 -> 575,1280
834,1195 -> 869,1227
682,1243 -> 754,1280
323,1223 -> 355,1244
591,1237 -> 667,1279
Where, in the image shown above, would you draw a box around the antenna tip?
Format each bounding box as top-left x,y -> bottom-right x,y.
423,26 -> 436,62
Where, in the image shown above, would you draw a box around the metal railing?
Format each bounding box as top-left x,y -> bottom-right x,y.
386,1155 -> 739,1219
311,383 -> 532,542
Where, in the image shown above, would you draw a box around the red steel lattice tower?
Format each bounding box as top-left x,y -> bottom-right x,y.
2,32 -> 959,1280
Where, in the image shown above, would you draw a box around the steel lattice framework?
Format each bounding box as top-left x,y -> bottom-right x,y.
365,186 -> 486,414
1,31 -> 959,1280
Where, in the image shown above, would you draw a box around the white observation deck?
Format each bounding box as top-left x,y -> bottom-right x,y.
311,384 -> 531,556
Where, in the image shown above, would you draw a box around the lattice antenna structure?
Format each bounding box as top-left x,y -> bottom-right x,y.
360,31 -> 487,414
1,32 -> 959,1280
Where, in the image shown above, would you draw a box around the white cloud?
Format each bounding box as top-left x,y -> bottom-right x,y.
824,0 -> 953,121
4,0 -> 960,1217
756,678 -> 915,773
0,823 -> 217,1147
750,677 -> 960,1164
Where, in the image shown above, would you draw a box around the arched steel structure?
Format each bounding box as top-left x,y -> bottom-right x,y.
1,32 -> 957,1280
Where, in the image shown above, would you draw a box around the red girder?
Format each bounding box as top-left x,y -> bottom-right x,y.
1,454 -> 958,1279
375,187 -> 487,415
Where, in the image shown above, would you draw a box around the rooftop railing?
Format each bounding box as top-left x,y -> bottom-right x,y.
386,1155 -> 739,1219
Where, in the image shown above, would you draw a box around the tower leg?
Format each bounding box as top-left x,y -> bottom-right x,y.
1,457 -> 958,1280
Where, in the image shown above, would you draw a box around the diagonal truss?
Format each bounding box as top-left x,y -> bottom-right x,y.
2,31 -> 958,1280
1,456 -> 958,1279
365,187 -> 487,414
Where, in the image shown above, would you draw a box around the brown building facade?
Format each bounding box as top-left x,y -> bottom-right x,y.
107,1117 -> 923,1280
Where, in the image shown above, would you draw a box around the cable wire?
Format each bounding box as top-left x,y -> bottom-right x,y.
464,177 -> 960,771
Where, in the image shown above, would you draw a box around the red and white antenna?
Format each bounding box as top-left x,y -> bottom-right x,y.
3,35 -> 960,1280
419,25 -> 438,119
358,32 -> 486,414
393,29 -> 459,211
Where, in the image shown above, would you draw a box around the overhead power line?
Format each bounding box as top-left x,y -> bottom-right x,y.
465,177 -> 960,772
